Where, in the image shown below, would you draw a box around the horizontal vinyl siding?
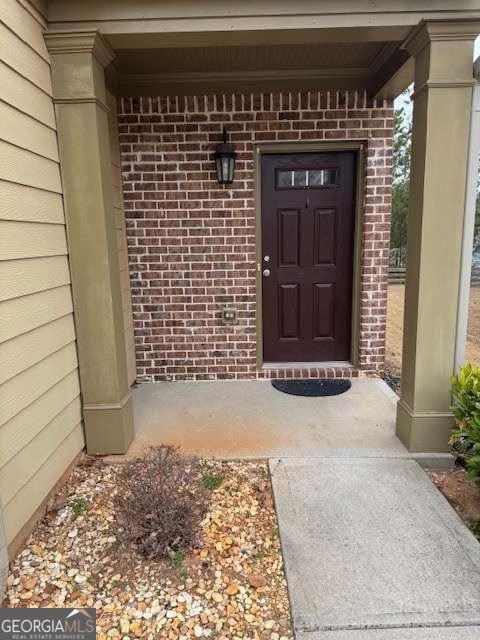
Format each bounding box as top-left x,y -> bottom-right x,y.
0,100 -> 58,161
0,315 -> 76,385
0,179 -> 65,223
0,400 -> 82,507
0,0 -> 49,61
3,425 -> 84,545
0,255 -> 71,302
0,220 -> 67,260
0,139 -> 62,192
0,371 -> 80,470
0,285 -> 74,343
0,21 -> 51,93
0,0 -> 83,549
0,62 -> 55,128
1,343 -> 78,426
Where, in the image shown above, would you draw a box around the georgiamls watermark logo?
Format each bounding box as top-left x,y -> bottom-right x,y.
0,608 -> 96,639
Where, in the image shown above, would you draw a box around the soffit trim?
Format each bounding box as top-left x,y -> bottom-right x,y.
119,66 -> 371,87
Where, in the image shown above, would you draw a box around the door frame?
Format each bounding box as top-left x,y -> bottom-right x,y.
254,141 -> 367,369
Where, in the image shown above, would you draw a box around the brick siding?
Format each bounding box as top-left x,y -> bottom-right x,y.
118,91 -> 394,381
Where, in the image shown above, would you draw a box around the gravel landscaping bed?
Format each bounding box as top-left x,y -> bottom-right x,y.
4,456 -> 293,640
381,366 -> 401,394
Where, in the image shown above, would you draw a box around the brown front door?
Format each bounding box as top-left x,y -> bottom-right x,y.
261,152 -> 356,363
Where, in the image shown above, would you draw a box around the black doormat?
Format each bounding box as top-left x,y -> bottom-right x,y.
271,378 -> 351,397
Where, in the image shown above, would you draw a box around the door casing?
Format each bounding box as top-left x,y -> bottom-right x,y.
254,141 -> 366,369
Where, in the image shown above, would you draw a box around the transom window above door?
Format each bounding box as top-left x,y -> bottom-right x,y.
276,168 -> 338,189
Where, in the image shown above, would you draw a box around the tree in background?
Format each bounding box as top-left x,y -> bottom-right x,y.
391,105 -> 412,253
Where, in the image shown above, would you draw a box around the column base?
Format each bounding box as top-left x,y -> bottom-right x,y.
395,400 -> 454,452
83,392 -> 134,455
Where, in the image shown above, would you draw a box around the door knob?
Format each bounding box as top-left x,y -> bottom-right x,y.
263,269 -> 271,277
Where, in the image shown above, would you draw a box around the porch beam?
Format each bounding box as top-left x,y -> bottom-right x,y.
396,19 -> 480,452
47,1 -> 480,45
45,31 -> 134,455
371,54 -> 413,101
116,67 -> 371,97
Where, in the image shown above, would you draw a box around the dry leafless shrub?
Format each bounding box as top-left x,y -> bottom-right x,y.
114,446 -> 209,559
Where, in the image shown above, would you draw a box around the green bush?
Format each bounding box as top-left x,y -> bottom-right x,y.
450,364 -> 480,483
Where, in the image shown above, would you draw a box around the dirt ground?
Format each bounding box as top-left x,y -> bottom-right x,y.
386,284 -> 480,377
428,467 -> 480,537
387,284 -> 480,539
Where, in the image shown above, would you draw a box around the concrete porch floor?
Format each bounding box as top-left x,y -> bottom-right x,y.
128,377 -> 412,460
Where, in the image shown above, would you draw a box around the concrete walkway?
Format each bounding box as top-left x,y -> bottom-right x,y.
130,378 -> 407,459
129,377 -> 476,639
270,458 -> 480,639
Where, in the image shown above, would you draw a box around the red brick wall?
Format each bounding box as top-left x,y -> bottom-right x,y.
118,91 -> 394,381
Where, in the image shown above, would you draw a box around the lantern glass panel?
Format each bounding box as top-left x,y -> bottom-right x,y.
222,157 -> 229,181
228,157 -> 235,183
215,157 -> 222,183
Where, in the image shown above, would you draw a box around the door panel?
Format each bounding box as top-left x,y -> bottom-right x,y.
261,151 -> 356,363
313,283 -> 335,339
278,209 -> 300,266
279,283 -> 300,340
313,208 -> 336,265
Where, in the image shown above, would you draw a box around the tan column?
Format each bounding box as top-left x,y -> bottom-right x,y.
396,20 -> 479,452
45,31 -> 133,454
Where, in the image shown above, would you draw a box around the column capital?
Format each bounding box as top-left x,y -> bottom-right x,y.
403,19 -> 480,58
44,30 -> 115,68
45,30 -> 115,107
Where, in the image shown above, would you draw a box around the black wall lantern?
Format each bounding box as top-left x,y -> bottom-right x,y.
214,127 -> 237,185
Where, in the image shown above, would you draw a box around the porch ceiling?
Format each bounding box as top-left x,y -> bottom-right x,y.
117,41 -> 387,74
111,40 -> 407,96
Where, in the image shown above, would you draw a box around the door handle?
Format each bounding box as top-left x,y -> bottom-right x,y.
263,269 -> 271,277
